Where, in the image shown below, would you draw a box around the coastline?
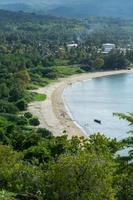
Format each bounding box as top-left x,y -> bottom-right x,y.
28,69 -> 133,138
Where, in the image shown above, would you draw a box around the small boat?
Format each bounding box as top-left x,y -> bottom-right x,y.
94,119 -> 101,124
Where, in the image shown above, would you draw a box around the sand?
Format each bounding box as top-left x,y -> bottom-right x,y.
28,69 -> 133,138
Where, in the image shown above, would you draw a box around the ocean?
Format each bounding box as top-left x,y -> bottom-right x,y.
63,73 -> 133,140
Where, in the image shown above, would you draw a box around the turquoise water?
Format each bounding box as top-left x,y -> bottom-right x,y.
63,73 -> 133,140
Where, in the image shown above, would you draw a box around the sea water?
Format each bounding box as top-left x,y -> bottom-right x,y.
63,73 -> 133,140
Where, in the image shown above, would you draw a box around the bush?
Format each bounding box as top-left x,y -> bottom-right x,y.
0,190 -> 16,200
37,128 -> 53,139
24,112 -> 33,119
32,93 -> 47,102
0,145 -> 44,197
29,117 -> 40,126
16,116 -> 28,126
45,72 -> 58,79
0,101 -> 18,114
16,99 -> 27,111
76,69 -> 83,73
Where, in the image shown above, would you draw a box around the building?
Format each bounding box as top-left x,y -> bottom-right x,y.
102,43 -> 116,54
67,43 -> 78,50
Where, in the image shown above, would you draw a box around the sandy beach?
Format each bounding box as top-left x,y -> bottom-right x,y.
28,69 -> 133,138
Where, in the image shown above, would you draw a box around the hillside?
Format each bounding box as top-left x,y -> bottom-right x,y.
1,0 -> 133,19
49,0 -> 133,19
0,9 -> 132,200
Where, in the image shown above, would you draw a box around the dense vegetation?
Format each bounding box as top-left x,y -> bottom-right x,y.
2,0 -> 133,19
0,10 -> 132,199
48,0 -> 133,19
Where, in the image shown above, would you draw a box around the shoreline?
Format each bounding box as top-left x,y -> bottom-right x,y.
28,69 -> 133,138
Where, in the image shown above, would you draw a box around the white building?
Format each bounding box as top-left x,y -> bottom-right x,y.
102,43 -> 116,54
67,43 -> 78,49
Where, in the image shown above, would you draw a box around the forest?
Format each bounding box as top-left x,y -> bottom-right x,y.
0,10 -> 133,199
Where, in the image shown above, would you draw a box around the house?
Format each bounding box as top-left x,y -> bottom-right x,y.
67,43 -> 78,50
102,43 -> 116,54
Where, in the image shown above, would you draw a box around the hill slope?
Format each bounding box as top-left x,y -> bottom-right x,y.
48,0 -> 133,19
0,0 -> 133,19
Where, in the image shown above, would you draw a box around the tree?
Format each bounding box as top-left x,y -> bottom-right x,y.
104,51 -> 129,70
24,112 -> 33,119
114,113 -> 133,200
92,57 -> 104,70
0,190 -> 16,200
85,133 -> 122,154
29,117 -> 40,126
9,86 -> 23,102
15,70 -> 31,89
114,113 -> 133,160
0,83 -> 9,98
16,99 -> 27,111
0,145 -> 44,198
0,101 -> 18,114
24,141 -> 51,164
45,152 -> 116,200
37,128 -> 53,139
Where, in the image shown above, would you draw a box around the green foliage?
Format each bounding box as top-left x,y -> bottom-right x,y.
24,112 -> 33,119
0,10 -> 133,200
113,113 -> 133,200
31,92 -> 47,102
86,133 -> 122,154
0,190 -> 16,200
114,113 -> 133,159
24,142 -> 51,164
52,66 -> 84,77
92,57 -> 104,69
0,145 -> 44,197
104,51 -> 129,70
29,117 -> 40,126
16,99 -> 28,111
114,113 -> 133,125
37,128 -> 53,139
116,168 -> 133,200
0,101 -> 18,114
16,116 -> 28,126
0,120 -> 132,200
45,151 -> 116,200
0,83 -> 9,99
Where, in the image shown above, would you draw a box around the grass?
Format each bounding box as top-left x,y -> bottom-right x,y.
0,190 -> 16,200
29,65 -> 84,89
54,59 -> 69,66
52,65 -> 84,77
28,76 -> 57,89
32,92 -> 47,102
24,91 -> 47,103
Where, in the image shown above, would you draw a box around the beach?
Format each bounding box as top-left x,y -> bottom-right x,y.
28,69 -> 133,138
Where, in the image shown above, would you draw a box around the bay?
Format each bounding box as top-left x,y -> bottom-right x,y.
63,73 -> 133,140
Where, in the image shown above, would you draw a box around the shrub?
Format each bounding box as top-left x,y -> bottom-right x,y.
29,117 -> 40,126
37,128 -> 53,139
0,190 -> 16,200
16,116 -> 28,126
16,99 -> 27,111
0,101 -> 18,114
24,112 -> 33,119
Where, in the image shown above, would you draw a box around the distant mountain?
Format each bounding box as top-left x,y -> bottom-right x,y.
0,3 -> 31,12
0,0 -> 61,11
48,0 -> 133,19
1,0 -> 133,19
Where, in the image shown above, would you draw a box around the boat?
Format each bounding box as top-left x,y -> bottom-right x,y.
94,119 -> 101,124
